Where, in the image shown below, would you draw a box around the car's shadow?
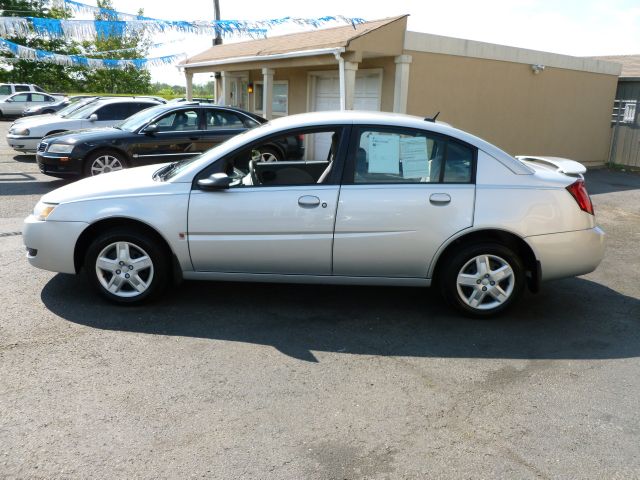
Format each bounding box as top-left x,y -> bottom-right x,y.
0,176 -> 68,196
12,154 -> 36,163
41,275 -> 639,362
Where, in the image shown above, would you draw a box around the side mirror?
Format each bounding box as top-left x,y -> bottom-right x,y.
144,123 -> 158,134
88,113 -> 98,122
198,172 -> 232,190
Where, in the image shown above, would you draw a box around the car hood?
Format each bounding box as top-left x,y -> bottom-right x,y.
12,115 -> 78,130
12,113 -> 57,124
41,164 -> 169,204
45,127 -> 131,144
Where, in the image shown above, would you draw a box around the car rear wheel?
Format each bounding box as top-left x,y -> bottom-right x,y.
84,151 -> 127,177
85,229 -> 169,304
440,243 -> 524,317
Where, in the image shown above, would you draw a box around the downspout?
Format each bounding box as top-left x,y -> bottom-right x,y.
334,49 -> 346,111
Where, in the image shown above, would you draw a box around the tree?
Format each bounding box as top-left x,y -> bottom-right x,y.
81,0 -> 152,94
0,0 -> 85,92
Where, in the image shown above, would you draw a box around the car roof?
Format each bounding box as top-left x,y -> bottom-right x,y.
91,97 -> 163,106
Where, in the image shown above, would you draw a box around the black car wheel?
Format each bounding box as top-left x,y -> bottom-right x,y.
254,146 -> 281,162
85,228 -> 169,304
84,150 -> 128,177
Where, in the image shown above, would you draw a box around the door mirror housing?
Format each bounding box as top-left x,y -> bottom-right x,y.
88,113 -> 98,122
143,123 -> 158,135
198,173 -> 232,190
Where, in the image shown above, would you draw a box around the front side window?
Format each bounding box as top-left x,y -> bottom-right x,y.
94,103 -> 130,121
217,128 -> 339,187
351,128 -> 474,184
11,93 -> 29,102
155,109 -> 199,132
0,85 -> 11,95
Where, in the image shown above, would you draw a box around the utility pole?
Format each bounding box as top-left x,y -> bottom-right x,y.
213,0 -> 222,46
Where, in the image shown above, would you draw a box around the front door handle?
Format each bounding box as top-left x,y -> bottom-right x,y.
298,195 -> 321,208
429,193 -> 451,205
189,137 -> 200,141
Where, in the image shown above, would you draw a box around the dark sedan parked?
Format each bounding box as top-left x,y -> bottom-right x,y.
36,103 -> 303,178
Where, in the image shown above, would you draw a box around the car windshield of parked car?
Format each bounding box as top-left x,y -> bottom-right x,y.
58,99 -> 98,117
64,102 -> 100,119
117,106 -> 165,132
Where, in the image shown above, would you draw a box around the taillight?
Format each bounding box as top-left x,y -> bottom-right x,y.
297,134 -> 304,144
566,180 -> 594,215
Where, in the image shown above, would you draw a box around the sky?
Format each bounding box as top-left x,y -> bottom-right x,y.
102,0 -> 640,85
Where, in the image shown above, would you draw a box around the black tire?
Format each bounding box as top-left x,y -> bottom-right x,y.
255,146 -> 281,162
84,228 -> 170,305
439,242 -> 525,318
83,150 -> 128,177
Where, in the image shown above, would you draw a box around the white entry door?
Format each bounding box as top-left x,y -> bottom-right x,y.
311,71 -> 381,158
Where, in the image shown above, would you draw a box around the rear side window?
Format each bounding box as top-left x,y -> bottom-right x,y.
127,102 -> 155,117
205,110 -> 246,129
33,85 -> 45,92
350,127 -> 474,184
31,94 -> 49,102
444,141 -> 473,183
15,85 -> 30,92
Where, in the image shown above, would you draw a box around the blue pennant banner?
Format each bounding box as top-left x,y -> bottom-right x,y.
0,37 -> 185,69
0,14 -> 341,41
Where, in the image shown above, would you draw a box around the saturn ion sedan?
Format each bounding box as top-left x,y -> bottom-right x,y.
23,111 -> 605,317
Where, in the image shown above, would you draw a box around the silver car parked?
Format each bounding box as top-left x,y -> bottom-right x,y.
23,111 -> 605,316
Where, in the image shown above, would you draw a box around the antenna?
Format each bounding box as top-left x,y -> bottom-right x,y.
425,111 -> 440,123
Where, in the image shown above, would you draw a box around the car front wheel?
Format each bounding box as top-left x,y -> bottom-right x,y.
85,229 -> 169,304
440,243 -> 525,317
84,150 -> 127,177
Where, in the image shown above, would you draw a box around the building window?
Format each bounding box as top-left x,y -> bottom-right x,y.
612,99 -> 638,125
254,81 -> 288,116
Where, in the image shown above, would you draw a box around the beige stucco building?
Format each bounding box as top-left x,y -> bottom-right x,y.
180,16 -> 622,166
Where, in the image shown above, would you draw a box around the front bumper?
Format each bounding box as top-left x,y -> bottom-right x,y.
36,153 -> 83,178
23,215 -> 88,274
526,227 -> 605,281
6,136 -> 40,153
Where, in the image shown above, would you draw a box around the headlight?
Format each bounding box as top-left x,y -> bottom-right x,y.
10,128 -> 30,136
47,143 -> 74,154
33,202 -> 58,221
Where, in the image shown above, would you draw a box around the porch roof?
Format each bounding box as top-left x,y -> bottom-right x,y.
181,15 -> 407,70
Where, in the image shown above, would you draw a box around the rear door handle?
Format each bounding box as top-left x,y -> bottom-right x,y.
298,195 -> 321,208
429,193 -> 451,205
189,137 -> 200,141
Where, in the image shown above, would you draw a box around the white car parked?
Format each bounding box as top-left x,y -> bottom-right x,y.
0,83 -> 47,101
0,91 -> 62,118
6,97 -> 162,153
23,111 -> 605,316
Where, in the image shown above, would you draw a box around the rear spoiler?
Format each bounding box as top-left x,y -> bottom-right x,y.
515,156 -> 586,177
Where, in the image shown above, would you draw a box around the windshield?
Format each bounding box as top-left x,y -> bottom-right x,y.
117,105 -> 166,132
162,124 -> 269,180
65,102 -> 102,119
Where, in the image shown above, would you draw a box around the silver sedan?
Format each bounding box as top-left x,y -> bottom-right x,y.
23,111 -> 605,317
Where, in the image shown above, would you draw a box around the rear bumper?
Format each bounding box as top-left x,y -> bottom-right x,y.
23,215 -> 88,274
526,227 -> 605,281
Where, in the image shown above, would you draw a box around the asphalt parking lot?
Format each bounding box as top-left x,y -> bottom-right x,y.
0,119 -> 639,479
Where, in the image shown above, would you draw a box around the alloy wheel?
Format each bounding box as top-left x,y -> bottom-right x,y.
90,154 -> 124,176
95,241 -> 154,298
456,254 -> 515,311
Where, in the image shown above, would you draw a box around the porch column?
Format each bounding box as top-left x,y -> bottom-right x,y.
344,61 -> 359,110
393,54 -> 412,114
220,71 -> 231,106
185,70 -> 193,101
262,67 -> 275,120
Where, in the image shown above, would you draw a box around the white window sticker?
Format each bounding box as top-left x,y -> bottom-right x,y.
400,137 -> 429,178
368,134 -> 400,174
